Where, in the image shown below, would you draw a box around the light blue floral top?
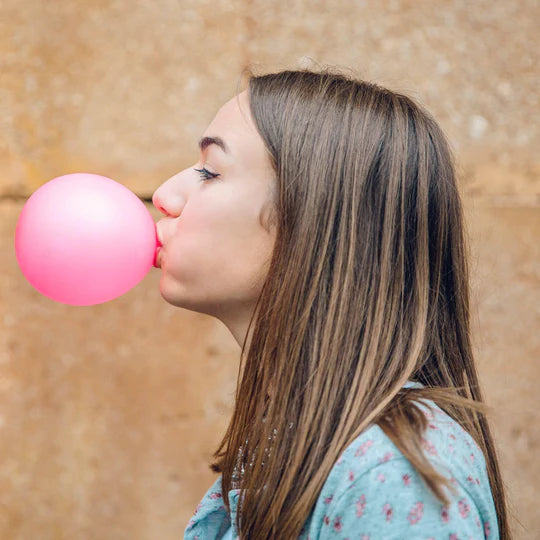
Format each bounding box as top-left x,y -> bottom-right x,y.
185,383 -> 498,539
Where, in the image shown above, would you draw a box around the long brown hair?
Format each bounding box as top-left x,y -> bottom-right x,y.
210,69 -> 510,539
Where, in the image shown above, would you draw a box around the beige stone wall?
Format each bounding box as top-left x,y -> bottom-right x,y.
1,1 -> 538,538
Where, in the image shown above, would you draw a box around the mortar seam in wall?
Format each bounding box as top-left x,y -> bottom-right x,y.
2,194 -> 539,207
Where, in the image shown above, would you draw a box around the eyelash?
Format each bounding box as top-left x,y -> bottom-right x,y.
194,167 -> 220,182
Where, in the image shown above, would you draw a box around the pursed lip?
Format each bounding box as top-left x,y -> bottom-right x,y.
153,246 -> 162,268
155,221 -> 164,247
153,222 -> 164,268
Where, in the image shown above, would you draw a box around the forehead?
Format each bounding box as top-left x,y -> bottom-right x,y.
208,90 -> 251,131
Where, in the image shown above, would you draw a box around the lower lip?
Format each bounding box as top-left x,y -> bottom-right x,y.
153,247 -> 162,268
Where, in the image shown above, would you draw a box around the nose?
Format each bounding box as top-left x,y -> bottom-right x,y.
152,172 -> 187,218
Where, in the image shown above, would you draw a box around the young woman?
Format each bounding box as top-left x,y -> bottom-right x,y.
152,69 -> 510,539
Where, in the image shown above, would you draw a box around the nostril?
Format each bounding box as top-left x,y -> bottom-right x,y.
153,192 -> 184,218
153,199 -> 168,216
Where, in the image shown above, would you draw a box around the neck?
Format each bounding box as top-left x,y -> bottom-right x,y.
217,304 -> 258,351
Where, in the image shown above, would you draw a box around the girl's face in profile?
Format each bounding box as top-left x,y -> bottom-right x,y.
152,91 -> 276,331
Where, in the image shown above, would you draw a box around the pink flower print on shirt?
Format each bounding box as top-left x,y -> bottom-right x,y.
323,515 -> 330,525
376,472 -> 386,482
466,475 -> 481,485
355,439 -> 374,457
421,437 -> 437,456
441,505 -> 450,523
484,521 -> 491,537
382,503 -> 393,522
458,498 -> 470,518
333,516 -> 343,532
209,492 -> 222,500
324,495 -> 333,504
348,470 -> 355,482
356,494 -> 366,517
449,534 -> 458,540
402,473 -> 411,485
379,451 -> 394,463
407,502 -> 424,524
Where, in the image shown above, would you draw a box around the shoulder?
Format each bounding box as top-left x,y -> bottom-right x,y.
301,400 -> 498,539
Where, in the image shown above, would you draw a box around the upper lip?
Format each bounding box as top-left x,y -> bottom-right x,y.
155,221 -> 164,247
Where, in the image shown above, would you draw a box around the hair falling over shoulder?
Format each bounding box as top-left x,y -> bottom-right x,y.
209,68 -> 511,539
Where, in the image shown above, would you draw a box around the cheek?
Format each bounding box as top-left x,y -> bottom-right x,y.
184,186 -> 269,242
164,195 -> 273,280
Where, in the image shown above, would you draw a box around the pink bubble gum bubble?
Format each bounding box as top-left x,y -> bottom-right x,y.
14,173 -> 159,306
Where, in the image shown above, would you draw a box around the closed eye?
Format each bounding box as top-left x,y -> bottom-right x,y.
194,167 -> 220,182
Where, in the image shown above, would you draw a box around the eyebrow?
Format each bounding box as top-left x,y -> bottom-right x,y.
198,136 -> 230,155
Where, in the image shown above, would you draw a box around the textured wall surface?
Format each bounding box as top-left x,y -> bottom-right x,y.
1,0 -> 538,538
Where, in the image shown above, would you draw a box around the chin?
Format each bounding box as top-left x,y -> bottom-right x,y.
158,275 -> 214,316
159,274 -> 185,307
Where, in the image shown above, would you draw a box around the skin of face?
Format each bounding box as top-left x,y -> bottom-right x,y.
152,91 -> 277,346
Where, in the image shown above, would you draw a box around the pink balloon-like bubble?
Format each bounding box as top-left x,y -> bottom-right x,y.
15,173 -> 158,306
